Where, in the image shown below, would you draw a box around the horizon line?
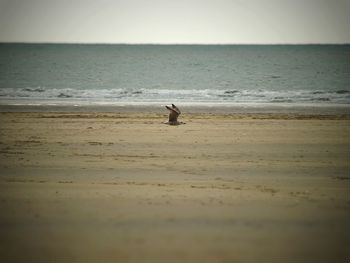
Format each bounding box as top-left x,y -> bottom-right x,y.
1,41 -> 350,46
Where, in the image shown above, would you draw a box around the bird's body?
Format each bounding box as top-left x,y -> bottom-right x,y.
164,104 -> 184,125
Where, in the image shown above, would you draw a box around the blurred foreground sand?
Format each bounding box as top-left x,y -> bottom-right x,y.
0,112 -> 350,262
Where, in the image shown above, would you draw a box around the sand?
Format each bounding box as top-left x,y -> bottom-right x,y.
0,111 -> 350,262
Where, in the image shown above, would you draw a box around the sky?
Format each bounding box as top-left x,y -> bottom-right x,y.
0,0 -> 349,44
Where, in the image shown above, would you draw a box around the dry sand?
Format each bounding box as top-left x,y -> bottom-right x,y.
0,111 -> 350,262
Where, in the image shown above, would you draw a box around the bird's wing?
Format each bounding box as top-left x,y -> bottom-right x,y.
171,104 -> 181,114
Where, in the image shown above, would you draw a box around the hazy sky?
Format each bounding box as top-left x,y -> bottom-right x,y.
0,0 -> 349,44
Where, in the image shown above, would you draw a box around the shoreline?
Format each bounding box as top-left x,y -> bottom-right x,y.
1,103 -> 350,115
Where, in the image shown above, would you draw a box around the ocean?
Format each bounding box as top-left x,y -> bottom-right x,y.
0,44 -> 350,106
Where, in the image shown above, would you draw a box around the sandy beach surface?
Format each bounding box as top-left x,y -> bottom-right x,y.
0,110 -> 350,262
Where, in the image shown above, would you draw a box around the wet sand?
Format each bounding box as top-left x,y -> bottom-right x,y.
0,111 -> 350,262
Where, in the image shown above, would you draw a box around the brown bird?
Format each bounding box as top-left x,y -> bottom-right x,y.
164,104 -> 184,125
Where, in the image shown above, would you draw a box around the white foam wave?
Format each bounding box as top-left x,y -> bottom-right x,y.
0,86 -> 349,105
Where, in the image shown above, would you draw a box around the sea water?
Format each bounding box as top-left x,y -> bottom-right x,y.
0,44 -> 349,106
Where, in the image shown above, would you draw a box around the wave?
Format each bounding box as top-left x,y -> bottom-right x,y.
271,97 -> 293,103
0,86 -> 349,104
335,89 -> 350,94
23,87 -> 46,92
57,93 -> 72,98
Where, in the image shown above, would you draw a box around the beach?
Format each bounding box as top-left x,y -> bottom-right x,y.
0,109 -> 350,262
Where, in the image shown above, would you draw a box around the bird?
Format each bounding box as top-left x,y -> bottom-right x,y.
164,104 -> 184,125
